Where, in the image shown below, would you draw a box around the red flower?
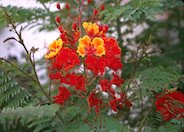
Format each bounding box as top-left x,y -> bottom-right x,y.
99,79 -> 115,96
49,72 -> 62,80
53,87 -> 71,105
104,37 -> 123,71
52,48 -> 80,71
88,92 -> 102,113
100,79 -> 111,92
110,93 -> 132,112
60,73 -> 86,92
111,73 -> 125,87
108,57 -> 123,71
85,55 -> 107,75
110,99 -> 119,112
155,91 -> 184,121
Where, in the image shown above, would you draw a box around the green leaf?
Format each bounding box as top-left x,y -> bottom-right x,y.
138,66 -> 182,96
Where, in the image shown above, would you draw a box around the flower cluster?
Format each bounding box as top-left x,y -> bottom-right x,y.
155,90 -> 184,121
45,2 -> 131,114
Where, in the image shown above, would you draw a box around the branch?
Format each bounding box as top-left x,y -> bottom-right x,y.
137,108 -> 152,132
2,10 -> 52,103
40,2 -> 58,28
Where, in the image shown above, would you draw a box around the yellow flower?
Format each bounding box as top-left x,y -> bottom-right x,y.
82,22 -> 100,35
77,35 -> 105,57
45,38 -> 63,59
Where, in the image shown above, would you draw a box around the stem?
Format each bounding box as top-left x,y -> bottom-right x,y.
137,83 -> 143,119
116,17 -> 123,50
77,0 -> 83,36
126,54 -> 143,93
137,108 -> 151,132
126,44 -> 148,93
88,76 -> 97,86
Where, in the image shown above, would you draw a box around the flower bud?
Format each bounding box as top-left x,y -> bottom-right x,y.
58,26 -> 64,33
65,3 -> 70,10
56,3 -> 60,10
93,9 -> 98,16
72,23 -> 77,30
100,4 -> 105,11
60,33 -> 66,41
88,0 -> 92,4
55,16 -> 61,23
99,25 -> 103,31
103,25 -> 108,33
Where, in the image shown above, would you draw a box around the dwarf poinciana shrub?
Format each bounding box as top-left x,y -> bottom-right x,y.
45,2 -> 184,121
45,12 -> 132,113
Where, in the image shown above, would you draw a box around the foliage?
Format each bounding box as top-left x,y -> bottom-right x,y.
0,70 -> 33,109
102,0 -> 183,22
0,104 -> 61,132
138,66 -> 183,95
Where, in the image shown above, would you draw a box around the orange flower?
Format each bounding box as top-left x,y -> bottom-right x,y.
83,22 -> 102,36
77,35 -> 105,57
45,38 -> 63,59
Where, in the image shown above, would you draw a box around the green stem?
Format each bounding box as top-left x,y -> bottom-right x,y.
137,109 -> 150,132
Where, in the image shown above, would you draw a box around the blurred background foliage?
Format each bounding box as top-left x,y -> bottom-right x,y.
0,0 -> 184,131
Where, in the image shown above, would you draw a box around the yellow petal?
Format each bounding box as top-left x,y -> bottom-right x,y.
92,23 -> 99,35
45,51 -> 57,59
95,46 -> 105,57
79,35 -> 91,47
91,37 -> 104,47
83,22 -> 88,29
77,46 -> 85,57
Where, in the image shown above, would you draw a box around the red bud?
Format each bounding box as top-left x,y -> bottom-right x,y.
55,16 -> 61,23
88,0 -> 92,4
56,3 -> 60,10
103,25 -> 108,33
93,9 -> 98,16
58,26 -> 64,33
65,3 -> 70,10
72,23 -> 77,30
100,4 -> 105,11
60,33 -> 66,41
99,25 -> 103,31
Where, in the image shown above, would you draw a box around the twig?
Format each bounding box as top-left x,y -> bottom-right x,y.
137,108 -> 152,132
126,42 -> 150,93
40,2 -> 58,27
0,57 -> 36,83
137,83 -> 144,119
